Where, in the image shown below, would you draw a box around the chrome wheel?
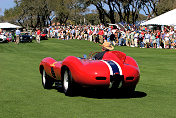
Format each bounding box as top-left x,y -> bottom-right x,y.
41,69 -> 53,89
62,68 -> 76,96
42,69 -> 46,86
63,70 -> 69,92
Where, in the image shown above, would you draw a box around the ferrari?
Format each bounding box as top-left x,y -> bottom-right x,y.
39,51 -> 140,96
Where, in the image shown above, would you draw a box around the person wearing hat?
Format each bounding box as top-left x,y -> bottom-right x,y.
93,42 -> 114,60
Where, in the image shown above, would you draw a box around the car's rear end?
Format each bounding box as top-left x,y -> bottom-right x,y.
20,34 -> 33,42
0,35 -> 7,43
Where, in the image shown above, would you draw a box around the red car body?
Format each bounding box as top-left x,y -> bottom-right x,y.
40,33 -> 48,40
39,51 -> 140,96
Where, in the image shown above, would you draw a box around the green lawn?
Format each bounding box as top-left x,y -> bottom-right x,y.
0,39 -> 176,118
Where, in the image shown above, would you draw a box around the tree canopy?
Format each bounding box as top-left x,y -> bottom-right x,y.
1,0 -> 175,28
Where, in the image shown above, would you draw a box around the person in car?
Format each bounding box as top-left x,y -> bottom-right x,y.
94,42 -> 114,60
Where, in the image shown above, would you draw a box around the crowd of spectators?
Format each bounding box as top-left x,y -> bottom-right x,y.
1,24 -> 176,49
45,24 -> 176,49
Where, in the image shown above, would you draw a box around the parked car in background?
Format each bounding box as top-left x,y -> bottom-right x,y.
19,32 -> 33,42
0,34 -> 8,43
108,23 -> 127,32
40,33 -> 48,40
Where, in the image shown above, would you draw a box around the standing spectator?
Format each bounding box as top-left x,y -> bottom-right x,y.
110,32 -> 116,46
156,30 -> 161,48
95,34 -> 99,43
49,28 -> 53,38
12,31 -> 16,42
169,29 -> 174,48
107,30 -> 111,42
15,28 -> 20,44
92,29 -> 96,42
114,31 -> 118,44
139,31 -> 144,48
126,30 -> 130,46
121,30 -> 126,46
151,32 -> 157,48
171,30 -> 176,49
173,39 -> 176,49
98,29 -> 104,43
60,30 -> 64,40
160,32 -> 165,48
104,29 -> 108,42
164,30 -> 170,48
67,29 -> 70,40
36,28 -> 41,43
63,30 -> 66,40
44,27 -> 48,34
126,24 -> 131,30
134,32 -> 139,47
84,29 -> 88,40
89,29 -> 93,41
144,31 -> 150,48
118,30 -> 122,46
130,30 -> 134,47
57,30 -> 61,39
172,30 -> 176,49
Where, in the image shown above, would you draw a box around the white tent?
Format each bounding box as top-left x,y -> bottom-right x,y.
141,9 -> 176,26
0,22 -> 21,29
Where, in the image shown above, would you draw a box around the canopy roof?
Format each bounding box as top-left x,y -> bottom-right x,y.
141,9 -> 176,26
0,22 -> 21,29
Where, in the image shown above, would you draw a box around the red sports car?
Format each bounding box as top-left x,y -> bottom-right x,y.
39,51 -> 140,96
40,33 -> 48,40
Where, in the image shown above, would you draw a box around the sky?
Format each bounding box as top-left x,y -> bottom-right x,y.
0,0 -> 16,16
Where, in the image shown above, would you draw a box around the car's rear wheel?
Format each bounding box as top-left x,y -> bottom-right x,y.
42,69 -> 53,89
62,68 -> 76,96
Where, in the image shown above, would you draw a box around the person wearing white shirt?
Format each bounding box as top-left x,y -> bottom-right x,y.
164,31 -> 170,48
144,31 -> 151,48
134,32 -> 139,47
15,28 -> 21,44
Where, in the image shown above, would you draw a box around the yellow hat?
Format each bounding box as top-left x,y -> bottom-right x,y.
100,42 -> 114,50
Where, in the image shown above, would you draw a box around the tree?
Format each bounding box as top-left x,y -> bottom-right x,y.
51,0 -> 87,25
85,0 -> 164,24
4,0 -> 53,29
85,0 -> 105,24
0,15 -> 4,22
156,0 -> 174,15
85,10 -> 101,25
3,8 -> 18,23
3,0 -> 171,27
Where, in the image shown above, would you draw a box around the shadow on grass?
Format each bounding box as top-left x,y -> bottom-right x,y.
53,86 -> 147,99
74,89 -> 146,99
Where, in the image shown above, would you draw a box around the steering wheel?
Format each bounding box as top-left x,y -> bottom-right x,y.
87,51 -> 100,59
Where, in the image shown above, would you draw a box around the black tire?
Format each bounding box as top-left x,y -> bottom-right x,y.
62,68 -> 76,96
42,69 -> 54,89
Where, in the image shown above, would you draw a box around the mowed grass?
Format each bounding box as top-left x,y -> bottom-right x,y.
0,39 -> 176,118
